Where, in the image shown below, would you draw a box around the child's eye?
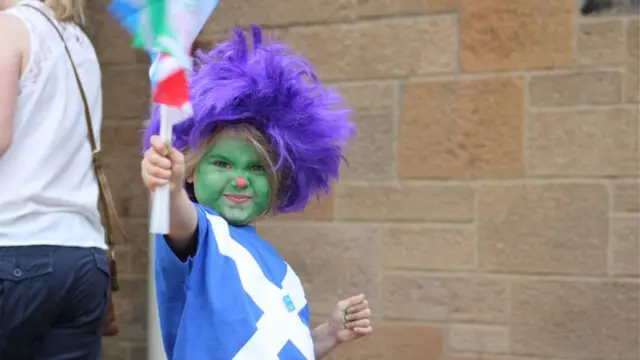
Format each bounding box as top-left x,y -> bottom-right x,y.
213,160 -> 232,169
250,165 -> 265,173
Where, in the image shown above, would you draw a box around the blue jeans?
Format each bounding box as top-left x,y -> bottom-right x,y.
0,245 -> 110,360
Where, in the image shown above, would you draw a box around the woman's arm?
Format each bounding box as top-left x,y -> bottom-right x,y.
0,14 -> 25,157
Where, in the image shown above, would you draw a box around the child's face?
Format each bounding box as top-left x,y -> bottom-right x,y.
191,135 -> 271,225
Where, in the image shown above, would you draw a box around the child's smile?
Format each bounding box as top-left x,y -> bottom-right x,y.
224,193 -> 252,205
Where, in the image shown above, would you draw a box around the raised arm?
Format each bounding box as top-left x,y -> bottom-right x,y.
142,135 -> 197,249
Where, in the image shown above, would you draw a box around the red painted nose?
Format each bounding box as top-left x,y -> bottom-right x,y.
236,176 -> 248,189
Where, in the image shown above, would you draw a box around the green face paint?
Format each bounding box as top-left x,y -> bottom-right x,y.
193,135 -> 271,226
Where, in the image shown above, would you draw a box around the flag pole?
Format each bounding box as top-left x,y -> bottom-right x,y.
149,104 -> 172,235
148,221 -> 167,360
148,104 -> 170,359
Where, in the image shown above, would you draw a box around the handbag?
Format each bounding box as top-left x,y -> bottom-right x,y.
22,4 -> 129,337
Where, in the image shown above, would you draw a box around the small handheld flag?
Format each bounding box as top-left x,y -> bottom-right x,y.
109,0 -> 220,234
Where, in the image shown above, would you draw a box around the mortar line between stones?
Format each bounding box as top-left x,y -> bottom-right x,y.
577,14 -> 640,23
202,12 -> 639,36
523,72 -> 532,178
359,317 -> 509,327
442,321 -> 451,359
472,182 -> 479,271
447,351 -> 578,360
384,268 -> 640,282
340,178 -> 629,186
606,181 -> 615,276
392,79 -> 403,182
622,17 -> 630,102
506,277 -> 512,351
455,7 -> 462,74
305,65 -> 627,85
404,65 -> 624,83
573,0 -> 580,66
530,103 -> 640,112
261,219 -> 476,227
206,12 -> 459,34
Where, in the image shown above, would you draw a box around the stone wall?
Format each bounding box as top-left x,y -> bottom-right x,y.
89,0 -> 640,359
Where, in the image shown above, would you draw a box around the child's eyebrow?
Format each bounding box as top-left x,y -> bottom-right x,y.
207,153 -> 232,162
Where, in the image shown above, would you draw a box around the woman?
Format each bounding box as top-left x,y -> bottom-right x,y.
0,0 -> 109,358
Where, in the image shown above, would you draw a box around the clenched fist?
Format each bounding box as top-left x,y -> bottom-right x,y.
329,294 -> 373,343
141,135 -> 185,192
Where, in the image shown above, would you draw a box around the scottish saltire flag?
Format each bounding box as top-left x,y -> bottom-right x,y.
155,204 -> 315,359
108,0 -> 220,118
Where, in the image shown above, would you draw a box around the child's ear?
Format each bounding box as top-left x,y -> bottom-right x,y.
186,172 -> 195,184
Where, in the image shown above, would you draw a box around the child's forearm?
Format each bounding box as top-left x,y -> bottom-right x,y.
167,188 -> 198,247
312,322 -> 339,359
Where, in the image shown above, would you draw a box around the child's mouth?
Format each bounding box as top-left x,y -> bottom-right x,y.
224,194 -> 252,205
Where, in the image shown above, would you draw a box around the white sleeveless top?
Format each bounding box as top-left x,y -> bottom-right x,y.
0,0 -> 106,249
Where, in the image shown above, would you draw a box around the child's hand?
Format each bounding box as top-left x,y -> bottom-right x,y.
329,294 -> 373,343
141,135 -> 185,192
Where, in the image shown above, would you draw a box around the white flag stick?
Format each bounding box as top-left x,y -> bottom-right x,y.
149,104 -> 173,234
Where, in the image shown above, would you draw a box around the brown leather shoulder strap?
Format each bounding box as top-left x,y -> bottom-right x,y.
22,4 -> 128,248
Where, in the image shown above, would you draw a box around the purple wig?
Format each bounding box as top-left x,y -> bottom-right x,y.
143,26 -> 355,213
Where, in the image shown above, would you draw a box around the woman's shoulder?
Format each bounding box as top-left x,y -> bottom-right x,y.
0,12 -> 29,45
0,13 -> 29,65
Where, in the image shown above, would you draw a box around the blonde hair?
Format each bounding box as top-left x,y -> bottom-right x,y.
184,124 -> 283,214
44,0 -> 85,24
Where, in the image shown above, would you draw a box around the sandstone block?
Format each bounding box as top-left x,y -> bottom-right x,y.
269,192 -> 335,221
449,324 -> 509,354
90,14 -> 148,65
625,57 -> 640,103
382,273 -> 508,323
336,183 -> 474,222
382,225 -> 475,271
478,183 -> 608,274
112,278 -> 148,340
101,122 -> 145,160
342,110 -> 395,180
461,0 -> 573,72
510,280 -> 639,358
528,108 -> 639,177
203,0 -> 355,34
625,19 -> 639,103
610,216 -> 640,276
101,338 -> 129,360
102,66 -> 150,120
357,0 -> 459,17
613,180 -> 640,212
282,17 -> 457,81
125,218 -> 150,276
339,81 -> 399,110
325,323 -> 444,360
103,160 -> 148,218
337,82 -> 398,180
129,345 -> 147,360
399,77 -> 524,179
529,71 -> 623,107
577,20 -> 626,66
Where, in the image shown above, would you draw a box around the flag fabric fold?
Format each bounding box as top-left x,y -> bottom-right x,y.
109,0 -> 220,121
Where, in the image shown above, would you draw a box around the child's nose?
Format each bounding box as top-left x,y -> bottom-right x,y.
235,176 -> 248,189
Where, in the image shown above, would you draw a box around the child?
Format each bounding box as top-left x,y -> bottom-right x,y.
141,26 -> 372,360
